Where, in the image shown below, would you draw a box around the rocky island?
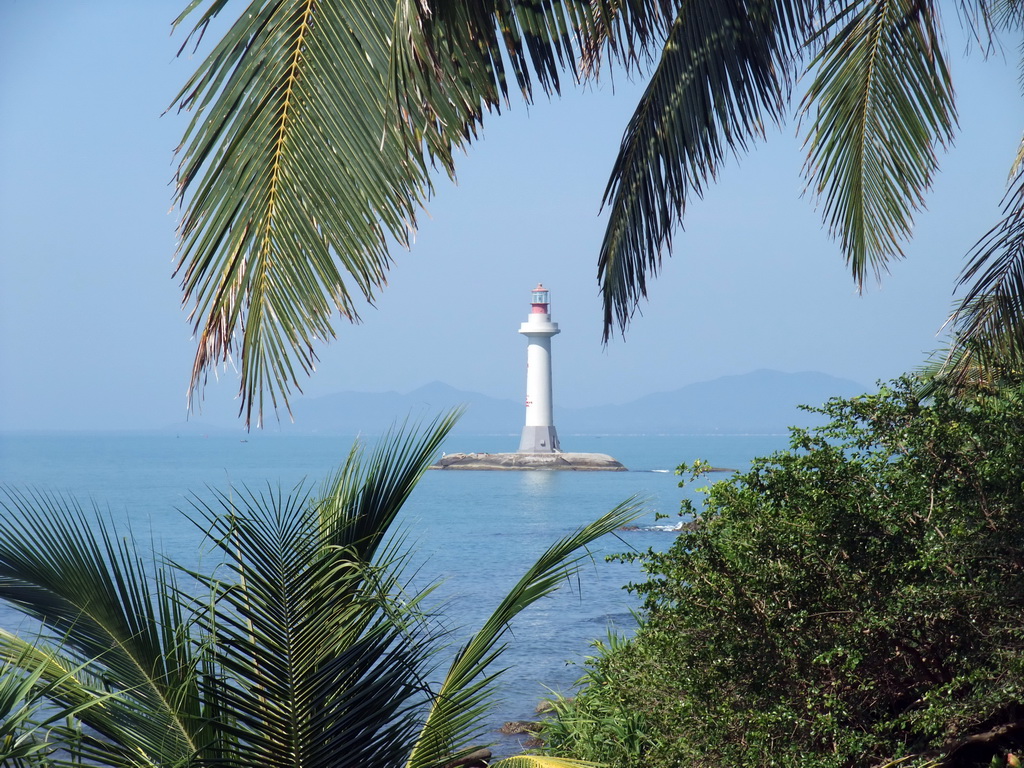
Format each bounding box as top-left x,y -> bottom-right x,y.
430,452 -> 627,471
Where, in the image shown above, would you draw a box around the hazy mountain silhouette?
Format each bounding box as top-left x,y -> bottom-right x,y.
283,370 -> 867,435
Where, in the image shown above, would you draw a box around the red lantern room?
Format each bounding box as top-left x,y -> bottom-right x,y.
530,284 -> 550,314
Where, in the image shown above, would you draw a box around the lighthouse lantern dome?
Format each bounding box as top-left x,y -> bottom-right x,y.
530,284 -> 550,314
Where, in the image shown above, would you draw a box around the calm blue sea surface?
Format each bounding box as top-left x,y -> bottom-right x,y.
0,432 -> 789,753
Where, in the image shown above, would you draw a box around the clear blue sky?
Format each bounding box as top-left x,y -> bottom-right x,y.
1,1 -> 1021,432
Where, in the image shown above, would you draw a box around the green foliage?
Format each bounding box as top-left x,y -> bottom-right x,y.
0,415 -> 641,768
541,633 -> 656,768
0,647 -> 123,767
545,379 -> 1024,767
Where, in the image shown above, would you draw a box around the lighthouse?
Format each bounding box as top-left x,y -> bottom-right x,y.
518,284 -> 561,453
428,284 -> 625,470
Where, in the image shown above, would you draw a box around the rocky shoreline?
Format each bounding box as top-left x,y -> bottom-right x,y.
429,452 -> 627,471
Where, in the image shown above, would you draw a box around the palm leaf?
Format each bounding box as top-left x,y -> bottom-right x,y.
597,0 -> 809,340
387,0 -> 604,177
0,644 -> 130,767
405,497 -> 645,768
800,0 -> 956,287
314,410 -> 460,560
0,489 -> 205,766
171,414 -> 458,767
939,166 -> 1024,388
172,0 -> 433,428
185,492 -> 434,768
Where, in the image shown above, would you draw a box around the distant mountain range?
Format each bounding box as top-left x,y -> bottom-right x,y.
274,369 -> 867,436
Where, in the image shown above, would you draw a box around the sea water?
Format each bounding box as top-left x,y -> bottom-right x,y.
0,432 -> 790,754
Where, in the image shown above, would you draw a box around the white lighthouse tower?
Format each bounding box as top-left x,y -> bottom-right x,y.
429,284 -> 625,470
518,284 -> 561,453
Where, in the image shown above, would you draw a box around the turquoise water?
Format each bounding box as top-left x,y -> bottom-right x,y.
0,431 -> 789,753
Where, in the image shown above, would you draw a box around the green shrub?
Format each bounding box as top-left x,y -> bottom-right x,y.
546,380 -> 1024,768
541,633 -> 656,768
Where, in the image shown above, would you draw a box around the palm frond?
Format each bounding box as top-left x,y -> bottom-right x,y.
800,0 -> 956,287
188,499 -> 434,768
388,0 -> 611,180
172,0 -> 433,428
172,414 -> 458,767
405,497 -> 645,768
1010,132 -> 1024,180
987,0 -> 1024,32
315,410 -> 460,560
0,489 -> 204,766
0,642 -> 136,767
1003,17 -> 1024,178
939,165 -> 1024,387
598,0 -> 809,340
0,650 -> 57,765
578,0 -> 684,75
